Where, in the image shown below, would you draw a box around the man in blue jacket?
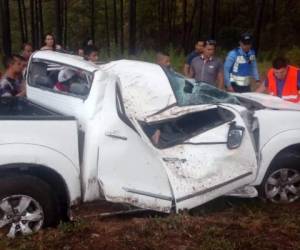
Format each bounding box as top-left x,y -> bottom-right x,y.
224,33 -> 260,92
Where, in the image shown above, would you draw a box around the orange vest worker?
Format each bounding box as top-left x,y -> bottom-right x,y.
267,65 -> 300,103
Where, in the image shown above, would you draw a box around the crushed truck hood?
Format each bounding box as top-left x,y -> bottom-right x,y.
100,60 -> 176,120
235,92 -> 300,111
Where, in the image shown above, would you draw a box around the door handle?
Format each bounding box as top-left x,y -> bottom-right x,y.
105,132 -> 127,140
163,157 -> 187,163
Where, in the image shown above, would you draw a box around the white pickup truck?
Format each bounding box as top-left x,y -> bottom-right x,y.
1,51 -> 300,237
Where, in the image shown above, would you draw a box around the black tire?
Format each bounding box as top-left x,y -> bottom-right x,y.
0,174 -> 60,228
258,152 -> 300,203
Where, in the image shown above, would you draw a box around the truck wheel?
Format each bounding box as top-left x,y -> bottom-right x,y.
0,174 -> 59,238
259,154 -> 300,204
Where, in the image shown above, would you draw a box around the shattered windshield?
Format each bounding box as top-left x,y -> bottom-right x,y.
163,68 -> 240,106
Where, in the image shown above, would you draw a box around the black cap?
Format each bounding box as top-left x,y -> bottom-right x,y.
240,32 -> 253,44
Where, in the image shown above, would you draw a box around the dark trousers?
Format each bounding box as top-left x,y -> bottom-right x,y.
231,82 -> 251,93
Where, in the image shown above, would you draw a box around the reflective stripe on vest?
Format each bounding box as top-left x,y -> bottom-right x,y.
267,65 -> 300,103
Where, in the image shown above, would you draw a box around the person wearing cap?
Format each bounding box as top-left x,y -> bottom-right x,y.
224,33 -> 260,92
53,68 -> 77,92
189,40 -> 224,89
183,39 -> 205,77
256,57 -> 300,103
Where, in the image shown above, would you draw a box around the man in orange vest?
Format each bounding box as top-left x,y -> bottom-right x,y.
256,57 -> 300,103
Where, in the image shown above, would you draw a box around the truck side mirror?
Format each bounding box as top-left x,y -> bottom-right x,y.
227,122 -> 245,149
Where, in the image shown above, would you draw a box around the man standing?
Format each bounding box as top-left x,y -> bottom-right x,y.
224,33 -> 260,92
183,39 -> 205,76
0,55 -> 26,97
189,40 -> 224,89
256,57 -> 300,103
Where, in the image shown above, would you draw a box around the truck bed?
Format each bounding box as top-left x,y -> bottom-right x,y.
0,97 -> 73,120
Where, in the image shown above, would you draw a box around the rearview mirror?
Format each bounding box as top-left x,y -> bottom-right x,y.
227,122 -> 245,149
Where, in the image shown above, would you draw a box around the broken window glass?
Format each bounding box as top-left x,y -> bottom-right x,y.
142,107 -> 234,148
163,68 -> 240,106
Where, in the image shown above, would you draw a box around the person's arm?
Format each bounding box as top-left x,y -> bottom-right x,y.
217,60 -> 224,89
183,64 -> 190,77
183,54 -> 192,76
251,55 -> 260,83
16,80 -> 26,97
0,80 -> 13,97
224,51 -> 236,92
296,70 -> 300,98
256,78 -> 268,93
151,129 -> 161,145
189,61 -> 195,78
297,70 -> 300,91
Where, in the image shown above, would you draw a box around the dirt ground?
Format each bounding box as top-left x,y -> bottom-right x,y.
1,197 -> 300,250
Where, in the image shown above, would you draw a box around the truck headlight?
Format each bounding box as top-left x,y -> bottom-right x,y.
227,122 -> 245,149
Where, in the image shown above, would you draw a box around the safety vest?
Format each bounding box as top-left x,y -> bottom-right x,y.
230,48 -> 256,86
267,65 -> 300,103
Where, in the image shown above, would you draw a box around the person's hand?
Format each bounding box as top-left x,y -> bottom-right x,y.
227,86 -> 234,92
151,130 -> 161,145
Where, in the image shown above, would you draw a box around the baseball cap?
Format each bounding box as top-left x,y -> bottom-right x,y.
240,33 -> 253,44
58,68 -> 76,83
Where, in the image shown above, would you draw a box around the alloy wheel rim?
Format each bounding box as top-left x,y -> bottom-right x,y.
265,168 -> 300,203
0,195 -> 44,238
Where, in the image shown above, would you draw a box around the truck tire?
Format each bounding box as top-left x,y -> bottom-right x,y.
0,174 -> 59,237
259,153 -> 300,204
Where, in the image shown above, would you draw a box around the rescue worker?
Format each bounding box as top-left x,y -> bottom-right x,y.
256,57 -> 300,103
224,33 -> 260,92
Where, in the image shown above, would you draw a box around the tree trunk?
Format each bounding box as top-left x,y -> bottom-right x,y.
55,0 -> 62,45
271,0 -> 276,21
104,0 -> 110,55
186,0 -> 198,51
254,0 -> 266,55
17,0 -> 25,44
182,0 -> 187,51
113,0 -> 118,46
167,0 -> 172,44
21,0 -> 28,42
34,0 -> 39,48
210,0 -> 218,39
0,0 -> 11,56
30,0 -> 36,49
128,0 -> 136,55
63,0 -> 67,47
159,0 -> 166,48
198,0 -> 203,38
38,0 -> 44,47
90,0 -> 95,43
120,0 -> 124,54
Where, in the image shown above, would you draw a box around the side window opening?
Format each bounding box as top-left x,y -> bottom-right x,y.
28,59 -> 93,98
142,107 -> 234,149
115,84 -> 136,132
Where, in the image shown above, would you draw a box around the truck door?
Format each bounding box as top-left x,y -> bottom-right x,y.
96,81 -> 173,212
132,104 -> 258,211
